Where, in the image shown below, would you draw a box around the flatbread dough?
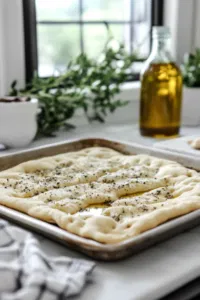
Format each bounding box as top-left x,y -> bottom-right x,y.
0,147 -> 199,244
188,138 -> 200,150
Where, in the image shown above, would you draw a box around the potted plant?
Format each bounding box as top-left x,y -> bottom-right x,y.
181,49 -> 200,126
10,38 -> 136,137
0,96 -> 38,148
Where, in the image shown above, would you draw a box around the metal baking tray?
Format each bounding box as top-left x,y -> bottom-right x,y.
0,137 -> 200,261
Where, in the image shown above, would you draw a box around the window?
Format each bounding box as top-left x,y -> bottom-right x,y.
23,0 -> 163,82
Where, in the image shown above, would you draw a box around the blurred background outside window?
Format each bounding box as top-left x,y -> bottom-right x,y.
35,0 -> 152,77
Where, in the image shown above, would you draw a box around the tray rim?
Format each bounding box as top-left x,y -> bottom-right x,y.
1,204 -> 200,253
0,137 -> 200,260
0,136 -> 200,162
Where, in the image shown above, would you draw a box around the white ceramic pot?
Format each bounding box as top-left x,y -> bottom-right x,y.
0,98 -> 38,148
182,87 -> 200,126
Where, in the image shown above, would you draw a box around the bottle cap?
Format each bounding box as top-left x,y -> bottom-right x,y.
152,26 -> 171,39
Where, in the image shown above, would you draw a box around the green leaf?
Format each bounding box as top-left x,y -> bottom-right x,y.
8,33 -> 137,136
11,80 -> 17,89
181,48 -> 200,87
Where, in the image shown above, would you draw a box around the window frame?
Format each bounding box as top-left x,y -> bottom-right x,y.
23,0 -> 164,83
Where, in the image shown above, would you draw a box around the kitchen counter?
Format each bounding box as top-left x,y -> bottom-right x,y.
0,122 -> 199,155
2,123 -> 200,300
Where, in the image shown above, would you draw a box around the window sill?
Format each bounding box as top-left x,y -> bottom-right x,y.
71,82 -> 198,127
119,81 -> 141,102
71,81 -> 141,126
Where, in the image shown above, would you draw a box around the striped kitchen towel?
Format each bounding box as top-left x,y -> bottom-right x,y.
0,219 -> 95,300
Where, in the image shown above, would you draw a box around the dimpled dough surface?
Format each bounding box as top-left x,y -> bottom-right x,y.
0,147 -> 200,244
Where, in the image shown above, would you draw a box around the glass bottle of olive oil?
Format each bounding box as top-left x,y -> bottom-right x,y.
140,26 -> 182,138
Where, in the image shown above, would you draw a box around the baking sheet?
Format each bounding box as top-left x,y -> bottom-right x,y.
0,137 -> 200,261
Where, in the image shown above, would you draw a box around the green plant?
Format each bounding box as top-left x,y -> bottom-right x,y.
181,48 -> 200,87
10,38 -> 137,136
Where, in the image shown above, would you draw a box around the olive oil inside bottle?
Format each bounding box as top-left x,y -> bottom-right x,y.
140,62 -> 182,138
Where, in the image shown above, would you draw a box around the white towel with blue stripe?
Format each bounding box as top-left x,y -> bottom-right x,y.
0,220 -> 95,300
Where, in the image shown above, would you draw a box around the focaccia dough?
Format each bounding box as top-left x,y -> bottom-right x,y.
0,147 -> 199,244
188,137 -> 200,150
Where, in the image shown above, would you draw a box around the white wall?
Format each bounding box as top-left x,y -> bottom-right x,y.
193,0 -> 200,48
0,0 -> 25,96
164,0 -> 197,63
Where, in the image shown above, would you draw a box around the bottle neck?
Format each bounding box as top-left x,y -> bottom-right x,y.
149,37 -> 172,63
152,38 -> 167,53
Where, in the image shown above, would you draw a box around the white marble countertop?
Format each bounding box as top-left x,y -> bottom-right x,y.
0,122 -> 199,155
2,123 -> 200,300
